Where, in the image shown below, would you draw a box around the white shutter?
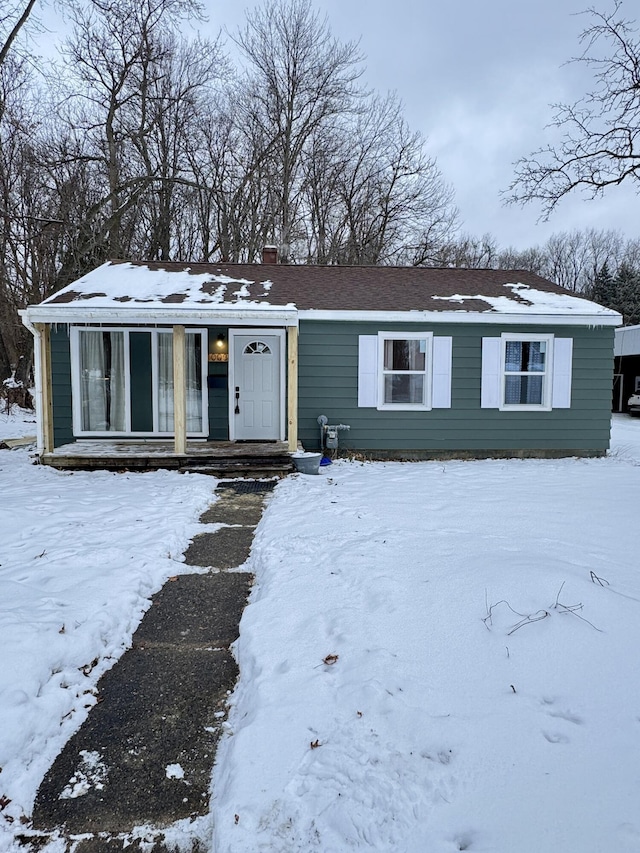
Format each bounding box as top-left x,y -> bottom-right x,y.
481,337 -> 502,408
432,336 -> 452,408
552,338 -> 573,408
358,335 -> 378,407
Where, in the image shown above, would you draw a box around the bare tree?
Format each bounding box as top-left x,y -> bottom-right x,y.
426,233 -> 498,269
126,33 -> 224,260
54,0 -> 210,263
507,2 -> 640,217
328,94 -> 458,266
0,54 -> 45,379
497,245 -> 549,275
231,0 -> 364,262
0,0 -> 217,377
0,0 -> 37,70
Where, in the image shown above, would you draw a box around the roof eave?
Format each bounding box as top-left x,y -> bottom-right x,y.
20,304 -> 623,329
297,309 -> 623,327
21,304 -> 299,326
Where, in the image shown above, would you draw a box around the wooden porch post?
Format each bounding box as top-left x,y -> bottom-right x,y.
173,325 -> 187,455
287,324 -> 298,452
34,323 -> 54,455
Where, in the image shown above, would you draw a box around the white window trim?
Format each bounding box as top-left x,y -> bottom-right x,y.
377,331 -> 434,411
70,327 -> 209,438
499,333 -> 554,412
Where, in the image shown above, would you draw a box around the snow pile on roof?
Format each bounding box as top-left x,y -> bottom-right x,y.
42,262 -> 284,309
433,283 -> 618,316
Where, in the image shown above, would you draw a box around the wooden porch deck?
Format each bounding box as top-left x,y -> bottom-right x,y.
42,440 -> 294,478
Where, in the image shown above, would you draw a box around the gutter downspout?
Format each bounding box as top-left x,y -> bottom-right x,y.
19,310 -> 45,456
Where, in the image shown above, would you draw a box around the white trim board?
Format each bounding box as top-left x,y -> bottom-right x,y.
297,309 -> 621,326
21,307 -> 621,328
21,307 -> 299,326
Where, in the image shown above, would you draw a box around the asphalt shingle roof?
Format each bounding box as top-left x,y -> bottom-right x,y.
40,259 -> 616,318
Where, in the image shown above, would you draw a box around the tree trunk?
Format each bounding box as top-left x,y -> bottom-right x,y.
0,330 -> 11,382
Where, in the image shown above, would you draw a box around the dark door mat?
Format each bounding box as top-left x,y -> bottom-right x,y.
199,491 -> 267,527
183,527 -> 256,569
133,572 -> 252,649
216,480 -> 277,494
33,646 -> 238,834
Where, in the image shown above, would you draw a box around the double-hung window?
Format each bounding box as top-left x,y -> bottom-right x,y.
358,332 -> 452,410
481,333 -> 573,411
380,334 -> 431,409
502,334 -> 552,410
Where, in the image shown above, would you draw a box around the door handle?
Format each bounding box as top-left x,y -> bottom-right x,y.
234,386 -> 240,414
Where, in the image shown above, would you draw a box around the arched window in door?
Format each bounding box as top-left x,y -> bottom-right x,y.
243,341 -> 272,355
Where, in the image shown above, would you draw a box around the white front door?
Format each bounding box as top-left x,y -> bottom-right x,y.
231,331 -> 283,440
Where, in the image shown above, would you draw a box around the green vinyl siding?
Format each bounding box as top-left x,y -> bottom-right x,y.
129,332 -> 153,432
207,327 -> 229,439
48,318 -> 614,456
50,326 -> 73,447
297,320 -> 614,455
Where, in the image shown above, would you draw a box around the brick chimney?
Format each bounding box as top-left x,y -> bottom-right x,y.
262,245 -> 278,264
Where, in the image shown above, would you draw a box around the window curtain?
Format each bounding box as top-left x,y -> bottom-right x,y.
504,341 -> 545,405
158,332 -> 202,433
79,331 -> 125,431
80,331 -> 106,431
186,334 -> 202,432
109,333 -> 125,430
384,339 -> 425,371
158,333 -> 174,432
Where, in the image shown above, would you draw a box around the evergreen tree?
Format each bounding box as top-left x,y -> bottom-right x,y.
589,263 -> 616,308
614,264 -> 640,325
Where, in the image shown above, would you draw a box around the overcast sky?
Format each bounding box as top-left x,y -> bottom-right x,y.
202,0 -> 637,250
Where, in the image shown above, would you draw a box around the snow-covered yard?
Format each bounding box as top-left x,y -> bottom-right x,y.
1,409 -> 640,852
0,405 -> 36,442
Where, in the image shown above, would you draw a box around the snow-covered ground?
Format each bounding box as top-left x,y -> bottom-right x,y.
0,410 -> 215,850
216,415 -> 640,853
1,409 -> 640,852
0,404 -> 36,442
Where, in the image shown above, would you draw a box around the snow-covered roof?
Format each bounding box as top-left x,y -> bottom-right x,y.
41,263 -> 285,310
24,260 -> 621,326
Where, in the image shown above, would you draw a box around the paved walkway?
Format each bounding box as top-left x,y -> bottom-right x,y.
28,481 -> 276,852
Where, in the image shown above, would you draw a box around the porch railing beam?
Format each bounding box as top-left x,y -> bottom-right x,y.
287,325 -> 298,452
34,323 -> 54,455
